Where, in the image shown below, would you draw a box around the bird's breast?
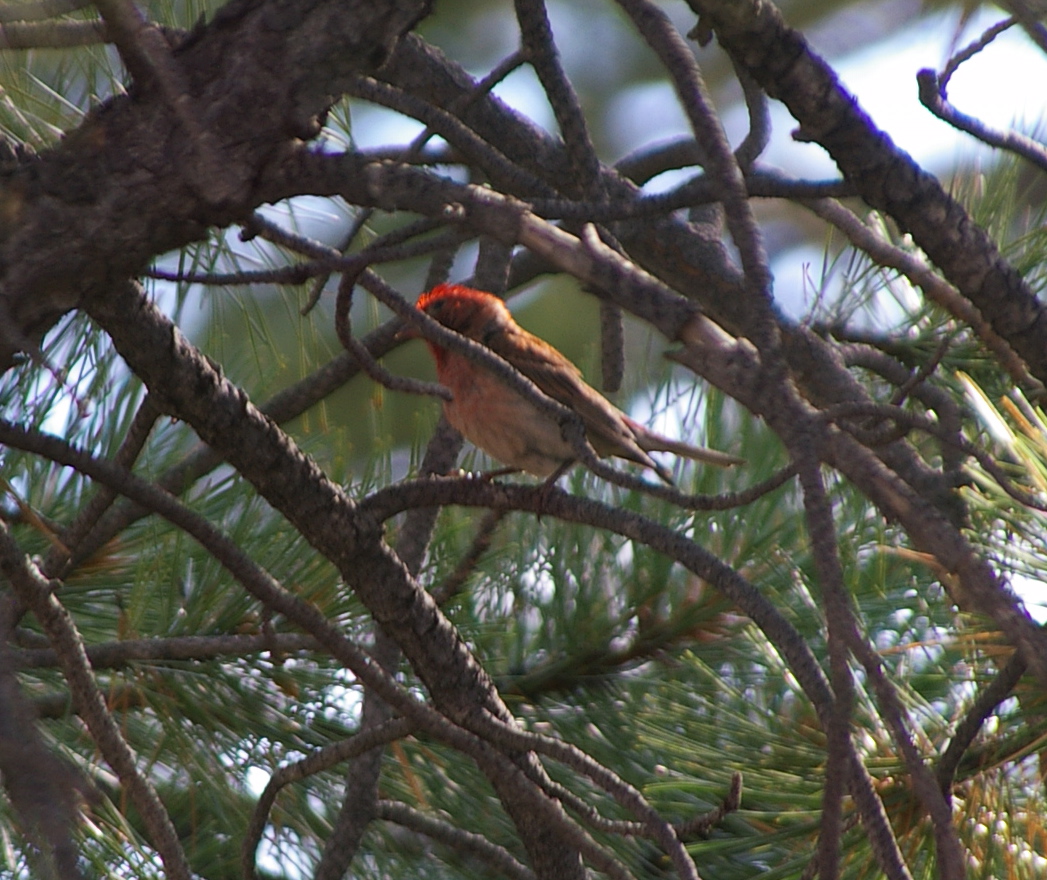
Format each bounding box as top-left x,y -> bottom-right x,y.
438,359 -> 574,477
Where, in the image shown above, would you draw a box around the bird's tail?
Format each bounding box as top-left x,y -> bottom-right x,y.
640,432 -> 745,469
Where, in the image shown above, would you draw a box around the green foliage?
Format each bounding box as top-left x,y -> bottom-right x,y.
3,2 -> 1047,879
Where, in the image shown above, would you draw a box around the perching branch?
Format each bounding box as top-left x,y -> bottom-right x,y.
0,523 -> 193,880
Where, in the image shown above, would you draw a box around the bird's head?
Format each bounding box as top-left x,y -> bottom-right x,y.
414,284 -> 512,342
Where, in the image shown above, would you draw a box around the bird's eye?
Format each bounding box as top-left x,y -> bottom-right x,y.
428,300 -> 454,325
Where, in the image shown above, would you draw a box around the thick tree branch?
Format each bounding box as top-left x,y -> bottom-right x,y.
0,600 -> 83,879
937,653 -> 1028,794
687,0 -> 1047,386
0,0 -> 431,368
84,280 -> 587,879
0,523 -> 193,880
360,474 -> 914,880
0,415 -> 629,879
13,631 -> 319,670
315,420 -> 461,880
668,328 -> 1047,689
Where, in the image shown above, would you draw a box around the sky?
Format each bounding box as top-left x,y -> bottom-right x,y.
748,6 -> 1047,174
601,4 -> 1047,176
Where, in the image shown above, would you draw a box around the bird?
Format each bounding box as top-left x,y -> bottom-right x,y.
406,283 -> 743,484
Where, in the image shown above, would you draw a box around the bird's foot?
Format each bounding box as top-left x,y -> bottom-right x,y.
535,460 -> 574,518
478,466 -> 522,481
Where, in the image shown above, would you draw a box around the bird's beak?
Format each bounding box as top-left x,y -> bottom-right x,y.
394,317 -> 423,342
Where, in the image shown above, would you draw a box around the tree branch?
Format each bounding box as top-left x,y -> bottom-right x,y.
688,0 -> 1047,386
0,0 -> 432,368
0,523 -> 193,880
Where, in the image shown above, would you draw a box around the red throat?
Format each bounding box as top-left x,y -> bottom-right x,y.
416,284 -> 498,378
425,339 -> 450,374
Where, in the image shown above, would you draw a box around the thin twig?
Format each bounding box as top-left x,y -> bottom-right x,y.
823,400 -> 1047,512
0,300 -> 89,418
0,17 -> 104,45
300,217 -> 464,314
939,17 -> 1017,91
515,0 -> 601,193
526,170 -> 855,222
801,404 -> 963,877
917,67 -> 1047,174
599,300 -> 625,393
1003,1 -> 1047,53
588,227 -> 627,393
14,631 -> 319,670
676,771 -> 743,838
803,197 -> 1037,392
44,393 -> 158,576
543,765 -> 742,843
493,723 -> 697,880
150,225 -> 470,292
0,523 -> 193,880
334,269 -> 451,400
615,0 -> 777,355
842,343 -> 967,476
791,440 -> 852,880
430,508 -> 506,606
731,63 -> 770,170
845,628 -> 967,878
146,262 -> 327,287
937,652 -> 1027,794
242,718 -> 416,880
615,136 -> 706,184
376,800 -> 536,880
346,76 -> 552,197
0,0 -> 90,22
889,331 -> 956,407
303,50 -> 529,312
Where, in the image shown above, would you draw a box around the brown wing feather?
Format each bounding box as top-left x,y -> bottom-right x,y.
484,325 -> 661,471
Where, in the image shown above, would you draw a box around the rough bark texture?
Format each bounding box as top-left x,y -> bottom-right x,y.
687,0 -> 1047,384
0,0 -> 430,366
88,280 -> 586,878
2,3 -> 590,877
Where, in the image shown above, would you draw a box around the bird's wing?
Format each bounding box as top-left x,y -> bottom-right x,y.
485,327 -> 657,467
